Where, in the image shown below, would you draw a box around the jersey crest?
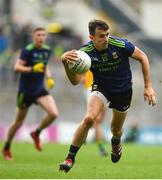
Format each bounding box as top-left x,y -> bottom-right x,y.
112,52 -> 118,59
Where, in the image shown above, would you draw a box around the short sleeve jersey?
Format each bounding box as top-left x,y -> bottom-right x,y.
18,43 -> 51,94
80,36 -> 135,93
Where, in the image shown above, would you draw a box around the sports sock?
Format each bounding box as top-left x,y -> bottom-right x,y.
111,136 -> 120,145
4,142 -> 11,150
66,145 -> 80,162
35,128 -> 42,136
98,141 -> 105,151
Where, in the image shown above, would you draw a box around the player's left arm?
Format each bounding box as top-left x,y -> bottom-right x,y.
45,65 -> 52,78
131,46 -> 157,106
45,66 -> 55,89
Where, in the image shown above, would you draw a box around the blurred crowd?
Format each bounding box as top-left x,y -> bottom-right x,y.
0,21 -> 83,87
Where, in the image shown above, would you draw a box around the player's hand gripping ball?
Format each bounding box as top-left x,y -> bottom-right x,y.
68,50 -> 91,74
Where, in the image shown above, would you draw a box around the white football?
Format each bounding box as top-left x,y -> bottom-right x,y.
68,50 -> 91,74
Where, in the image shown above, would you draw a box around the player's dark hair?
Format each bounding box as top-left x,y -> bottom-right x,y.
88,19 -> 109,35
32,27 -> 46,33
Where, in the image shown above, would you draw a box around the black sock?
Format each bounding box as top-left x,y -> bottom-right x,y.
35,128 -> 42,136
111,137 -> 120,145
4,142 -> 11,150
66,145 -> 80,162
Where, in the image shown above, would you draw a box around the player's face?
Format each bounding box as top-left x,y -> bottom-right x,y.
32,30 -> 46,48
90,28 -> 109,50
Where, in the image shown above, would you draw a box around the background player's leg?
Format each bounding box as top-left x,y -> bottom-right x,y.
30,95 -> 58,151
93,108 -> 108,156
36,95 -> 58,130
2,108 -> 28,160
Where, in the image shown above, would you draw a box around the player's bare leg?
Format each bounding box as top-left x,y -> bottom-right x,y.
30,95 -> 58,151
2,108 -> 28,160
59,95 -> 104,173
110,109 -> 127,163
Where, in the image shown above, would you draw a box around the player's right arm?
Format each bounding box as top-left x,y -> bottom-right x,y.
14,59 -> 32,73
61,50 -> 82,85
131,46 -> 157,106
14,59 -> 45,73
14,47 -> 45,73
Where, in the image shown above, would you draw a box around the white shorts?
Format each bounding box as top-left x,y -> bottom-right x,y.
89,90 -> 108,108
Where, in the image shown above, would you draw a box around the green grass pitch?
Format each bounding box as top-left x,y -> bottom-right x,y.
0,142 -> 162,179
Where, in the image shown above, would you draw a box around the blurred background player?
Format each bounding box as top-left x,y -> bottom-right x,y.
59,19 -> 157,173
2,27 -> 59,160
81,70 -> 108,156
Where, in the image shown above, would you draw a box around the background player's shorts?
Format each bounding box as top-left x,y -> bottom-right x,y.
17,88 -> 49,109
90,83 -> 132,112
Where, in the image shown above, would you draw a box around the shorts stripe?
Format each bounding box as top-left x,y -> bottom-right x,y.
18,92 -> 24,108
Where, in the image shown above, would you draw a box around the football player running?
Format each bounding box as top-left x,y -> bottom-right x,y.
59,19 -> 157,173
2,27 -> 58,160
